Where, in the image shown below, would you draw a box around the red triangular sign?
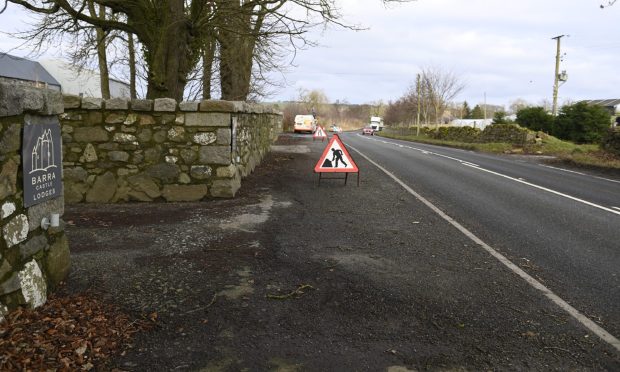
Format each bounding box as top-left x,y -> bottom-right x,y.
314,134 -> 359,173
313,126 -> 327,140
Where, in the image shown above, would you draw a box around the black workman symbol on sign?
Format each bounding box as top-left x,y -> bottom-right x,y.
331,148 -> 347,167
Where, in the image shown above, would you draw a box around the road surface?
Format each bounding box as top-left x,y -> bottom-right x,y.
342,131 -> 620,346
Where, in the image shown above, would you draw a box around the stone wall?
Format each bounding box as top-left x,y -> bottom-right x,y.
60,97 -> 282,203
0,82 -> 70,319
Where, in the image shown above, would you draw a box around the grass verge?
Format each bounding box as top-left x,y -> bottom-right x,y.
378,131 -> 620,172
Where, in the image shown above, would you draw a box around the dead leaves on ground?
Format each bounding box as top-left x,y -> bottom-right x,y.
0,291 -> 151,371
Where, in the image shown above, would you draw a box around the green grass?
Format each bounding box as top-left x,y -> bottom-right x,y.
378,131 -> 620,171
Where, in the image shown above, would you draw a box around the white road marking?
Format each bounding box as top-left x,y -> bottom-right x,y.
364,136 -> 620,216
461,163 -> 620,216
348,144 -> 620,353
613,207 -> 620,211
540,164 -> 620,184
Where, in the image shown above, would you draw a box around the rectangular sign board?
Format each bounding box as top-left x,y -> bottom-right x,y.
22,115 -> 63,207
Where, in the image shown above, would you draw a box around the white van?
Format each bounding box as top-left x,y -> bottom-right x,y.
294,115 -> 317,133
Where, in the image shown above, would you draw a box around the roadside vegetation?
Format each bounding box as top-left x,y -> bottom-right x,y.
380,102 -> 620,171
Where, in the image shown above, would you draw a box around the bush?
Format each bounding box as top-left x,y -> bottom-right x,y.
555,102 -> 611,143
492,111 -> 512,124
516,107 -> 553,132
480,124 -> 529,145
429,126 -> 481,142
600,128 -> 620,156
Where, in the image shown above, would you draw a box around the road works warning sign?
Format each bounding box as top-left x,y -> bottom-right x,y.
313,126 -> 327,141
314,134 -> 359,173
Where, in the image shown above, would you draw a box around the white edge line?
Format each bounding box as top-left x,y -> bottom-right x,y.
462,164 -> 620,216
540,164 -> 620,185
348,144 -> 620,353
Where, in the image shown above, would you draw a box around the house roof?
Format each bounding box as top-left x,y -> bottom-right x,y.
581,99 -> 620,107
0,53 -> 61,88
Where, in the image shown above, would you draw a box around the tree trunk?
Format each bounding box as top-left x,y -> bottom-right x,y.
88,1 -> 110,99
218,1 -> 262,101
202,31 -> 216,100
142,0 -> 194,100
128,32 -> 137,99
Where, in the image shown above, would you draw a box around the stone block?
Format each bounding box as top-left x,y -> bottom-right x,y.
18,260 -> 47,308
63,167 -> 88,182
108,151 -> 130,162
216,128 -> 232,145
145,163 -> 180,183
113,133 -> 137,144
0,158 -> 18,199
178,173 -> 191,184
199,146 -> 231,165
144,148 -> 162,163
0,124 -> 21,154
162,184 -> 208,202
216,164 -> 238,178
180,149 -> 198,164
160,114 -> 176,125
85,172 -> 117,203
154,98 -> 177,112
127,173 -> 162,198
131,99 -> 153,111
64,182 -> 88,203
153,130 -> 167,143
190,165 -> 212,180
137,129 -> 153,142
127,191 -> 153,202
0,272 -> 21,296
43,234 -> 70,286
210,176 -> 241,198
82,97 -> 103,109
3,214 -> 29,248
105,112 -> 127,124
124,113 -> 138,125
0,260 -> 12,281
199,100 -> 236,113
63,95 -> 81,109
1,202 -> 16,219
179,101 -> 199,111
168,126 -> 186,142
193,132 -> 217,145
73,127 -> 109,142
104,98 -> 129,110
19,235 -> 48,259
186,112 -> 231,127
139,114 -> 156,126
87,111 -> 103,125
82,143 -> 98,162
175,114 -> 185,124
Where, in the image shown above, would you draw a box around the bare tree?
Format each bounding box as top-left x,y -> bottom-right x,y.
420,66 -> 465,128
4,0 -> 414,100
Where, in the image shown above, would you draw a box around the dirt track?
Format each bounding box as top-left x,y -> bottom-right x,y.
63,134 -> 620,371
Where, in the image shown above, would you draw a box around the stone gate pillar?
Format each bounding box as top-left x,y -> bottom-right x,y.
0,82 -> 70,320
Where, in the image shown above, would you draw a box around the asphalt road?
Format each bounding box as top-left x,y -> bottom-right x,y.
341,131 -> 620,345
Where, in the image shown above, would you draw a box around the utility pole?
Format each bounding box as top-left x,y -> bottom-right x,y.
483,92 -> 487,122
416,73 -> 421,136
551,35 -> 566,116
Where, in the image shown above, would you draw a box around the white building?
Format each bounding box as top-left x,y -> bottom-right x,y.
39,59 -> 130,98
449,119 -> 494,130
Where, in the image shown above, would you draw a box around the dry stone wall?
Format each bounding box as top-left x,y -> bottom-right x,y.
0,82 -> 70,318
60,97 -> 282,203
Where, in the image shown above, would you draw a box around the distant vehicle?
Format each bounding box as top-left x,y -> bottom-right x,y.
370,116 -> 384,131
362,126 -> 374,135
329,124 -> 342,133
294,115 -> 317,133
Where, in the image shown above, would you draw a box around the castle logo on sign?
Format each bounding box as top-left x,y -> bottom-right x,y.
22,116 -> 63,207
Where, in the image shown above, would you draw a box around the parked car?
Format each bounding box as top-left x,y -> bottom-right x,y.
329,124 -> 342,133
362,127 -> 374,135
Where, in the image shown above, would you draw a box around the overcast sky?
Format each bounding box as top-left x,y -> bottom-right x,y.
1,0 -> 618,108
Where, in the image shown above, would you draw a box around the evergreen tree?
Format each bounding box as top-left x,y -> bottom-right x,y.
470,104 -> 484,119
462,101 -> 472,119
